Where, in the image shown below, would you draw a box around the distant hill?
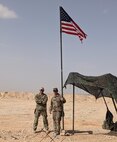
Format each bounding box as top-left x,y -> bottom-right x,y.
0,92 -> 34,100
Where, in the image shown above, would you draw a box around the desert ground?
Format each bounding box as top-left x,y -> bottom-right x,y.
0,92 -> 117,142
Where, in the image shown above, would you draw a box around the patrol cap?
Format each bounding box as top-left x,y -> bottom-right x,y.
53,88 -> 58,92
40,87 -> 44,91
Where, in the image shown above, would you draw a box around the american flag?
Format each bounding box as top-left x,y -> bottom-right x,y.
60,7 -> 87,42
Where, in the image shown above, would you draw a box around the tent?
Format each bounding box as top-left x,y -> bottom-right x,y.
64,72 -> 117,133
64,72 -> 117,102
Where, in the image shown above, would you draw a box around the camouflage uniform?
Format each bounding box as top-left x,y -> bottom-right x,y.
50,93 -> 66,135
33,93 -> 48,131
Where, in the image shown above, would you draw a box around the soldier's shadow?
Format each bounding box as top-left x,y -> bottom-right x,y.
65,130 -> 93,135
105,131 -> 117,137
34,130 -> 43,133
35,130 -> 53,134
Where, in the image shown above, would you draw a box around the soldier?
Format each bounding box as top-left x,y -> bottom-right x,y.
49,88 -> 66,136
33,87 -> 49,132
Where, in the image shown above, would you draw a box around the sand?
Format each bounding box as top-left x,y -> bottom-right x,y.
0,92 -> 117,142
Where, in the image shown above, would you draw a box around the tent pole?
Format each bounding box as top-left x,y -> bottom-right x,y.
111,95 -> 117,113
101,93 -> 109,110
72,84 -> 75,134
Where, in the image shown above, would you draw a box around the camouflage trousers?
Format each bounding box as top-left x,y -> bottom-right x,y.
53,111 -> 62,135
33,109 -> 48,131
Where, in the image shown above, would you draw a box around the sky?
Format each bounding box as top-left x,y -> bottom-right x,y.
0,0 -> 117,93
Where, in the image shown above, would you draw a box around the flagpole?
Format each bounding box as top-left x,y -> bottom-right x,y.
59,6 -> 64,130
72,84 -> 75,134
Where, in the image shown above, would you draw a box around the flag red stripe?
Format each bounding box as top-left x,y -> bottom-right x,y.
61,24 -> 75,30
72,21 -> 87,38
61,22 -> 74,27
62,30 -> 85,39
62,27 -> 78,34
61,21 -> 86,39
62,30 -> 79,35
78,33 -> 86,39
62,26 -> 86,38
61,27 -> 76,32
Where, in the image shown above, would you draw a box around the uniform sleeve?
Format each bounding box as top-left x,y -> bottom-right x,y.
35,94 -> 42,104
61,97 -> 66,104
49,98 -> 53,113
41,95 -> 48,105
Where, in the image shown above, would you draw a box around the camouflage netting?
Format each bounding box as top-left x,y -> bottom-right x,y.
64,72 -> 117,103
